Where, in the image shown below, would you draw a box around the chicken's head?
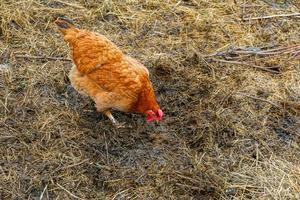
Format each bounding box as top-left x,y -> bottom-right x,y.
146,109 -> 164,122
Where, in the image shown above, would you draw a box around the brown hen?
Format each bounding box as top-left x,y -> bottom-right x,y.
55,17 -> 163,127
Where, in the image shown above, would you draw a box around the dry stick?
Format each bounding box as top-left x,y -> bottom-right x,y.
15,55 -> 71,62
39,184 -> 48,200
201,45 -> 300,74
112,188 -> 131,200
210,45 -> 300,57
252,46 -> 300,55
204,45 -> 300,57
258,45 -> 300,53
56,183 -> 85,200
50,159 -> 89,175
236,92 -> 280,108
199,51 -> 279,73
59,159 -> 89,171
208,58 -> 280,74
242,12 -> 300,21
234,46 -> 300,55
175,183 -> 203,190
239,4 -> 264,8
235,50 -> 299,56
54,0 -> 85,9
259,51 -> 300,55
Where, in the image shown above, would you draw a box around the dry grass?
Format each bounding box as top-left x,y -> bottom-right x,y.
0,0 -> 300,199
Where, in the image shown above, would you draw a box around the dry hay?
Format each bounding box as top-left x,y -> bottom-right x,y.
0,0 -> 300,199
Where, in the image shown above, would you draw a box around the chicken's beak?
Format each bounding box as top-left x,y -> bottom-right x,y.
157,109 -> 164,120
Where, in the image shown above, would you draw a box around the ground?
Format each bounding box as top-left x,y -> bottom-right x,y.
0,0 -> 300,199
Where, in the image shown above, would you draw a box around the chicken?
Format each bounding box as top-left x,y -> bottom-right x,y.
54,17 -> 164,127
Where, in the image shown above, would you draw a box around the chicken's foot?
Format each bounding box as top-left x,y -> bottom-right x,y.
103,110 -> 126,128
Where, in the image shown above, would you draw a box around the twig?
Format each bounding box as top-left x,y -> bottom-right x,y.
199,44 -> 300,74
175,183 -> 203,191
59,159 -> 89,170
239,4 -> 264,8
208,58 -> 280,74
256,45 -> 300,53
15,55 -> 71,62
39,184 -> 48,200
234,45 -> 300,55
242,12 -> 300,21
51,159 -> 89,175
236,92 -> 280,108
54,0 -> 85,9
203,45 -> 300,57
112,188 -> 131,200
56,183 -> 85,200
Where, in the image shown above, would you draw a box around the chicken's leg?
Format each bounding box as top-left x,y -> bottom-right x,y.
103,110 -> 125,128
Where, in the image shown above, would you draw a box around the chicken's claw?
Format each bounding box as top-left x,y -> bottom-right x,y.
113,122 -> 127,129
103,110 -> 130,128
